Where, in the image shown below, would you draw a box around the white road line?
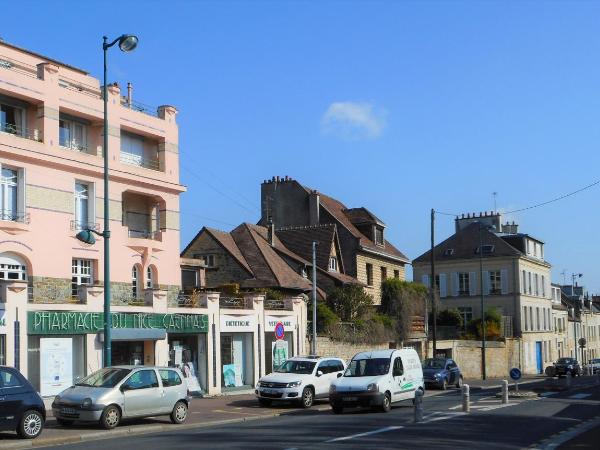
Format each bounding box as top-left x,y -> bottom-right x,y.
568,393 -> 592,399
533,417 -> 600,450
325,426 -> 403,443
539,392 -> 559,397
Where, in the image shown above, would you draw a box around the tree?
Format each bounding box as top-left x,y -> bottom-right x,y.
326,284 -> 373,321
380,279 -> 427,344
308,302 -> 340,334
437,309 -> 463,327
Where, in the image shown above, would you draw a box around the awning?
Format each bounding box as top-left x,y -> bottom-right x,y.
98,328 -> 167,342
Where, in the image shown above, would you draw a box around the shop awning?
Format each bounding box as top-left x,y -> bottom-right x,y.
98,328 -> 167,342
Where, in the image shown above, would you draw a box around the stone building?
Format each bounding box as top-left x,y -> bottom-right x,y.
259,176 -> 409,303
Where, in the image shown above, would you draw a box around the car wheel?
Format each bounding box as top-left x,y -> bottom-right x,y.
170,401 -> 188,424
441,378 -> 448,390
456,376 -> 463,389
380,392 -> 392,413
258,398 -> 272,407
301,387 -> 314,408
332,405 -> 344,414
56,418 -> 74,427
100,405 -> 121,429
16,410 -> 44,439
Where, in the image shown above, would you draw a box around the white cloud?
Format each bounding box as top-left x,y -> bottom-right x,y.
321,101 -> 386,140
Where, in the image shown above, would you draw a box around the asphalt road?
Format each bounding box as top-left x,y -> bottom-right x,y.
49,377 -> 600,450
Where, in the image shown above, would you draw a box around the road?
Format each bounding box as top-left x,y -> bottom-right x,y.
3,376 -> 600,449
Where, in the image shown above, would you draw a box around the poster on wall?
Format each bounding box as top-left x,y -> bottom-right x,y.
40,337 -> 73,396
181,362 -> 203,394
272,340 -> 289,371
223,364 -> 243,387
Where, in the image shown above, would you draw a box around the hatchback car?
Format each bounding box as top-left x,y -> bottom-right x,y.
256,356 -> 345,408
52,366 -> 190,429
553,358 -> 581,377
422,357 -> 463,390
0,366 -> 46,439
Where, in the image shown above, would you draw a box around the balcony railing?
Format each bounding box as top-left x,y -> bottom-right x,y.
176,291 -> 207,308
128,229 -> 161,240
70,220 -> 99,231
120,152 -> 161,171
264,299 -> 287,310
1,122 -> 42,142
60,140 -> 91,154
0,54 -> 38,78
0,210 -> 30,224
120,98 -> 159,118
58,76 -> 102,99
219,297 -> 246,309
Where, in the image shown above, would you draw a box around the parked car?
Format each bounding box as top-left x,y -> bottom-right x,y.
422,357 -> 463,390
255,356 -> 346,408
329,348 -> 424,414
587,359 -> 600,374
52,366 -> 190,429
0,366 -> 46,439
553,357 -> 581,377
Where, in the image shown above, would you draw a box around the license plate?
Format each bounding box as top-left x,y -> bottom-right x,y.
263,388 -> 276,394
342,396 -> 358,402
61,407 -> 76,415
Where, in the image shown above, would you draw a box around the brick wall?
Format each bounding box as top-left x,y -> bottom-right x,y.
355,253 -> 406,305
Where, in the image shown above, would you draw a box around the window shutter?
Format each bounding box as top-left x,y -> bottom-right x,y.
421,274 -> 430,288
17,168 -> 26,217
452,272 -> 459,296
501,269 -> 508,295
483,270 -> 490,295
439,274 -> 447,298
469,272 -> 477,296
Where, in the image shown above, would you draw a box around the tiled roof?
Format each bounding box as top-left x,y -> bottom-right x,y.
275,224 -> 341,271
204,227 -> 252,274
413,222 -> 521,264
343,207 -> 385,226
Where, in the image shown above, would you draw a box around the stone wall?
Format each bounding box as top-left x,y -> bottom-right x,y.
307,337 -> 390,363
355,253 -> 406,305
30,276 -> 72,303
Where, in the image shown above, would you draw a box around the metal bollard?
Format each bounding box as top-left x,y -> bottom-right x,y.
501,380 -> 509,404
514,380 -> 519,394
462,384 -> 470,413
413,389 -> 424,423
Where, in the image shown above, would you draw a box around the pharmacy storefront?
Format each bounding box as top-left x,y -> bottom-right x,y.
219,313 -> 256,391
27,311 -> 208,396
264,315 -> 296,372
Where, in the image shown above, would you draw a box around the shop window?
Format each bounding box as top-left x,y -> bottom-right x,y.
0,252 -> 27,281
72,259 -> 93,297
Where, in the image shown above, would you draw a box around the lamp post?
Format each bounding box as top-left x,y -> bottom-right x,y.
76,34 -> 138,367
477,222 -> 494,380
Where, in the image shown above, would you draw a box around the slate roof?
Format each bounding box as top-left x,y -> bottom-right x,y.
313,191 -> 409,263
204,227 -> 252,274
275,224 -> 342,272
413,222 -> 522,264
343,207 -> 385,226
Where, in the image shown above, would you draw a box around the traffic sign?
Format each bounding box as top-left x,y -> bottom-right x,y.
509,367 -> 522,381
274,321 -> 285,340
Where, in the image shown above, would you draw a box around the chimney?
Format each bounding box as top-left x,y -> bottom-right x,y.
268,220 -> 275,246
127,82 -> 133,108
309,190 -> 320,226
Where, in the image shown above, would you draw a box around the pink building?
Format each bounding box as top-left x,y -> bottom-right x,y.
0,40 -> 195,393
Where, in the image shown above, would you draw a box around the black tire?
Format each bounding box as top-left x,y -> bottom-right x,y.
16,410 -> 44,439
456,376 -> 463,389
301,387 -> 314,409
380,392 -> 391,413
332,405 -> 344,414
56,418 -> 74,427
441,378 -> 448,390
100,405 -> 121,430
170,401 -> 188,424
258,398 -> 272,407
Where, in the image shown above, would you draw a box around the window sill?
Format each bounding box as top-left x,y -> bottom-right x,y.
0,218 -> 30,233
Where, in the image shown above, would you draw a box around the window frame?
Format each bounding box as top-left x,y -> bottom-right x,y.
489,270 -> 501,295
59,115 -> 88,152
366,263 -> 373,286
0,101 -> 25,136
458,272 -> 470,296
72,258 -> 93,297
328,256 -> 338,272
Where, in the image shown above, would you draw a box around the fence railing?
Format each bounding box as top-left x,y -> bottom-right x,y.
127,229 -> 161,240
1,122 -> 42,142
219,297 -> 246,309
70,220 -> 99,231
58,76 -> 102,99
176,291 -> 207,308
120,98 -> 160,118
0,210 -> 30,224
120,152 -> 161,171
0,54 -> 38,78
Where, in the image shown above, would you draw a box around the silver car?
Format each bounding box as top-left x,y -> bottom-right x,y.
52,366 -> 190,429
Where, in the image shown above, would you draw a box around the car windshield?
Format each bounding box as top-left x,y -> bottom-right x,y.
423,358 -> 446,369
75,368 -> 131,388
344,358 -> 390,377
557,358 -> 572,364
275,360 -> 316,374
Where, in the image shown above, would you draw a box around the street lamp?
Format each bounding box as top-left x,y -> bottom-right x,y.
478,222 -> 495,380
76,34 -> 138,368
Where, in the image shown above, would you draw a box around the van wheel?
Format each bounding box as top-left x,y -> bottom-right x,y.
456,376 -> 463,389
17,410 -> 44,439
170,401 -> 188,424
258,398 -> 272,407
380,392 -> 391,413
301,387 -> 314,408
100,405 -> 121,429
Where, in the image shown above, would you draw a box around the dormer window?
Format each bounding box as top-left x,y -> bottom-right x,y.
444,248 -> 454,256
476,245 -> 495,255
328,256 -> 338,272
374,227 -> 384,246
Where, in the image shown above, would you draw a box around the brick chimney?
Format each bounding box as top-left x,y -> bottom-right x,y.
309,190 -> 320,226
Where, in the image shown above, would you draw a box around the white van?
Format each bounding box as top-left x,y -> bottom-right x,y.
329,348 -> 424,413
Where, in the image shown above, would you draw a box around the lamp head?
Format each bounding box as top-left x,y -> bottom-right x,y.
118,35 -> 138,52
76,230 -> 96,245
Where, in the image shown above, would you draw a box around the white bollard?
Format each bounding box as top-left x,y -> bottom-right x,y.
501,380 -> 509,404
462,384 -> 470,413
413,389 -> 424,423
514,380 -> 519,393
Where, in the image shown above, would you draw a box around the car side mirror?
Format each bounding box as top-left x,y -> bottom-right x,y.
316,370 -> 323,377
337,373 -> 342,378
119,384 -> 128,393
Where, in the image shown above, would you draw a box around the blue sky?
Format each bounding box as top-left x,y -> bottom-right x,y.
4,0 -> 600,292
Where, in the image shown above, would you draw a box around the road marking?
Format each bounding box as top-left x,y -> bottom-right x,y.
325,426 -> 403,443
539,392 -> 559,397
210,409 -> 265,416
568,393 -> 591,399
532,417 -> 600,449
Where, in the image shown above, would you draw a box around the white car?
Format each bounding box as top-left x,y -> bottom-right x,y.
588,358 -> 600,374
329,348 -> 424,414
255,356 -> 346,408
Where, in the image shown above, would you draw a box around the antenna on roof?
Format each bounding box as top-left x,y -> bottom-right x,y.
560,269 -> 567,286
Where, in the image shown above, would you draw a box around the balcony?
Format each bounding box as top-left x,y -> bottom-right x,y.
120,152 -> 160,171
70,220 -> 99,232
120,97 -> 159,118
120,130 -> 162,172
0,210 -> 30,233
219,296 -> 253,310
0,54 -> 38,78
264,298 -> 294,311
0,122 -> 42,143
58,75 -> 102,99
176,291 -> 208,309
